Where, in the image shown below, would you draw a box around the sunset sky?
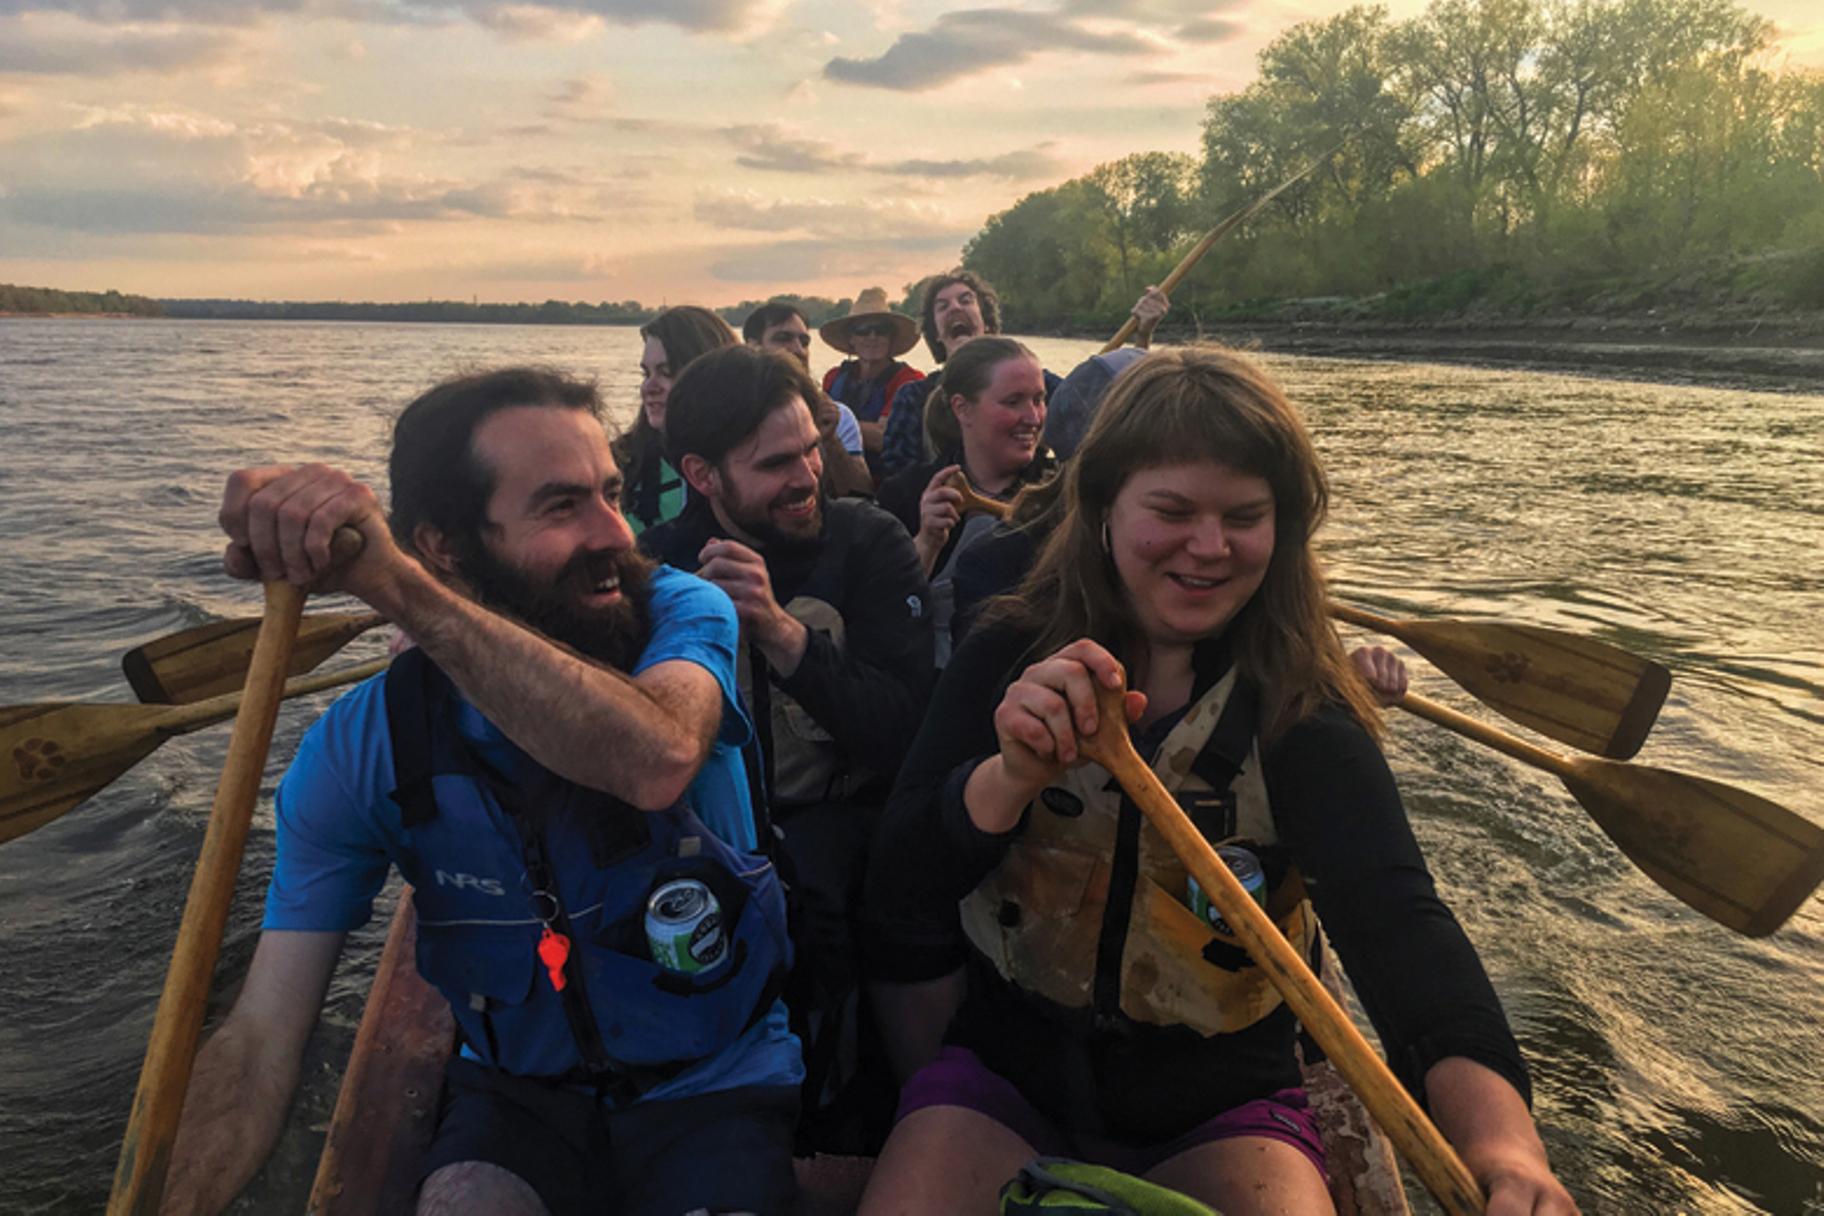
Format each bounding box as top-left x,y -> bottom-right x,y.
2,0 -> 1819,307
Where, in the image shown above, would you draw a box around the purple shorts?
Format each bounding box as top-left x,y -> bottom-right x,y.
896,1046 -> 1326,1178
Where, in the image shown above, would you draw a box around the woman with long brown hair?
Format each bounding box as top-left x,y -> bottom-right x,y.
859,347 -> 1576,1214
615,305 -> 737,534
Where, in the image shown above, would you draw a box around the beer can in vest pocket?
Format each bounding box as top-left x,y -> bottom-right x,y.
1187,845 -> 1268,938
646,879 -> 728,975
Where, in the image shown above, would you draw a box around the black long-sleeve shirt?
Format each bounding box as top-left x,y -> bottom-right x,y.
642,497 -> 936,789
864,622 -> 1530,1142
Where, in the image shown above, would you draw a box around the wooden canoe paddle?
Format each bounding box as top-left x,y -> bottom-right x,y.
1332,602 -> 1669,760
1077,675 -> 1486,1214
1396,691 -> 1824,937
1100,144 -> 1342,354
0,657 -> 388,846
949,470 -> 1013,521
109,578 -> 308,1213
124,609 -> 385,704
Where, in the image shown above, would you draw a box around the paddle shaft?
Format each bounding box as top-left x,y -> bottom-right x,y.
1100,147 -> 1340,354
1397,691 -> 1566,774
157,658 -> 391,737
109,581 -> 306,1215
1082,693 -> 1486,1214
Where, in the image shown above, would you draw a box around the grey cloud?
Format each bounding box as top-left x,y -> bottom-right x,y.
0,20 -> 238,75
543,74 -> 614,122
448,0 -> 762,33
1175,17 -> 1240,43
824,7 -> 1151,92
723,123 -> 1059,182
1059,0 -> 1238,17
693,191 -> 961,241
708,234 -> 965,284
0,181 -> 585,232
724,123 -> 862,174
878,147 -> 1061,180
0,0 -> 766,33
0,186 -> 443,233
1123,69 -> 1207,86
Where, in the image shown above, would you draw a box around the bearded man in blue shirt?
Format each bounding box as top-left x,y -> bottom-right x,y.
162,367 -> 801,1216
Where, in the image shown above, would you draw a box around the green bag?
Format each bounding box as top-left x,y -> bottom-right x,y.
998,1157 -> 1222,1215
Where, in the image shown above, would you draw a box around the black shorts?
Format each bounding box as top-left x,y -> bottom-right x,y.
420,1059 -> 800,1216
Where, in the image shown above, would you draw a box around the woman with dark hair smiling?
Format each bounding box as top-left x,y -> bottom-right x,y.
614,305 -> 737,535
876,337 -> 1056,666
859,346 -> 1576,1215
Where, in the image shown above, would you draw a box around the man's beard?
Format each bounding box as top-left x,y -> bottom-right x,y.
724,483 -> 826,554
456,539 -> 655,672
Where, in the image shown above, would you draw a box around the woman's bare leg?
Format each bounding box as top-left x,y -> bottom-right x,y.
1145,1135 -> 1336,1216
857,1104 -> 1037,1216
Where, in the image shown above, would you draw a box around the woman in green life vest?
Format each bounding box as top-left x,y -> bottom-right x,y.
859,347 -> 1579,1215
615,305 -> 737,534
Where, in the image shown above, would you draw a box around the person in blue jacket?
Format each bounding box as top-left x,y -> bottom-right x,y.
162,367 -> 802,1216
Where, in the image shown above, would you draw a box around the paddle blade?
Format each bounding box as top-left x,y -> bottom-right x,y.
124,611 -> 384,705
1391,619 -> 1669,760
1,703 -> 167,844
1563,756 -> 1824,936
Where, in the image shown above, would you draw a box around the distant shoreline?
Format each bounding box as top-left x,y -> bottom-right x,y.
1062,312 -> 1824,394
0,310 -> 154,319
8,308 -> 1819,392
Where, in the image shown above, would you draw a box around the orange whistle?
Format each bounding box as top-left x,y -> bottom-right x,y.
537,926 -> 571,992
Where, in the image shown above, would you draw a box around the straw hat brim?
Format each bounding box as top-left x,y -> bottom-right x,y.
820,311 -> 920,358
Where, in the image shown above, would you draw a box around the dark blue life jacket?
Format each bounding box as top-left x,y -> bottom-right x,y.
383,647 -> 790,1102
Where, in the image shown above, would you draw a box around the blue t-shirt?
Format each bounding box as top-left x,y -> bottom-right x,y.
263,566 -> 798,1099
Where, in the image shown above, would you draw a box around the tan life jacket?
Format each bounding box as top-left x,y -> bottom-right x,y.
737,593 -> 873,809
960,667 -> 1316,1038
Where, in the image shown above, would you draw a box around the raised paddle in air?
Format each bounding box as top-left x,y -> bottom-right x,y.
1100,142 -> 1344,355
1331,602 -> 1670,760
1396,691 -> 1824,937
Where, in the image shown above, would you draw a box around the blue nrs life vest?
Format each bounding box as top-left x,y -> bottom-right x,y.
383,648 -> 791,1100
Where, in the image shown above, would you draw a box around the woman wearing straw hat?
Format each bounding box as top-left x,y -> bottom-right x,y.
820,286 -> 927,463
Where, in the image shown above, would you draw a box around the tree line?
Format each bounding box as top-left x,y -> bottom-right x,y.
0,283 -> 164,316
960,0 -> 1824,329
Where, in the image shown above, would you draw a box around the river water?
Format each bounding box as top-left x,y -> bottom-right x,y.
0,318 -> 1819,1214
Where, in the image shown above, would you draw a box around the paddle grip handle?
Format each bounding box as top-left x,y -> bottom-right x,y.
109,580 -> 306,1215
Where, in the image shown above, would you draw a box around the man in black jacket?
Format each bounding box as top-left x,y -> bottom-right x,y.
642,345 -> 935,1149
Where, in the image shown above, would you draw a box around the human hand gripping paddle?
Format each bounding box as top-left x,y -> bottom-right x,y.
1072,670 -> 1487,1215
107,508 -> 371,1215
